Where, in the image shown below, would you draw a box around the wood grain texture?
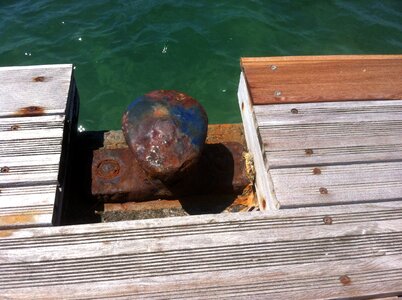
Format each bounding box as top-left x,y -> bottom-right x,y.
0,64 -> 75,228
241,55 -> 402,105
270,162 -> 402,208
0,64 -> 73,117
238,72 -> 278,210
255,100 -> 402,168
1,202 -> 402,299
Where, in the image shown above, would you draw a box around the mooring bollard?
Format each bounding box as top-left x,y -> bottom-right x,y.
122,90 -> 208,182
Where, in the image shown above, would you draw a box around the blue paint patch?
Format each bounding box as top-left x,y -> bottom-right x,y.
170,105 -> 207,148
127,95 -> 146,111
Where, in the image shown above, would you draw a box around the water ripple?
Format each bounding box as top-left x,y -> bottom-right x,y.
0,0 -> 401,130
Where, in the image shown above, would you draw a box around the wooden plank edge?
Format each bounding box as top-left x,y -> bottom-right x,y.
237,72 -> 279,210
0,64 -> 73,71
1,200 -> 402,239
241,54 -> 402,65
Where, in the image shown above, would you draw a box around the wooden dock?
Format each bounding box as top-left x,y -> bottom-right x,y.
239,55 -> 402,210
1,57 -> 402,299
0,65 -> 77,228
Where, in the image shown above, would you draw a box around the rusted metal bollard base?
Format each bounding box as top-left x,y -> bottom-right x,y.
92,141 -> 250,202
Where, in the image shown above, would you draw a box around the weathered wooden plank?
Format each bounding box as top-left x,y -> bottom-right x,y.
0,115 -> 64,145
0,114 -> 65,132
1,255 -> 401,299
0,140 -> 62,160
0,155 -> 60,185
265,144 -> 402,169
259,120 -> 402,168
1,202 -> 402,299
254,100 -> 402,126
0,184 -> 56,229
0,64 -> 73,117
238,72 -> 278,210
260,120 -> 402,150
0,204 -> 53,229
241,55 -> 402,105
254,100 -> 402,168
270,162 -> 402,208
0,185 -> 57,208
0,64 -> 77,227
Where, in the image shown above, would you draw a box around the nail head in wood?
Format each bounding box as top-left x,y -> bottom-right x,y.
339,275 -> 351,285
313,168 -> 321,175
1,166 -> 10,173
319,187 -> 328,194
305,149 -> 314,155
323,216 -> 332,225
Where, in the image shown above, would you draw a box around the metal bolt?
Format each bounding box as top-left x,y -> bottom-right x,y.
270,65 -> 277,71
291,108 -> 298,114
96,159 -> 121,179
1,166 -> 10,173
274,90 -> 282,97
319,187 -> 328,194
313,168 -> 321,175
323,216 -> 332,225
339,275 -> 351,285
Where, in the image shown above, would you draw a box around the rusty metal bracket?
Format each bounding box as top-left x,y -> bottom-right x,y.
92,142 -> 250,202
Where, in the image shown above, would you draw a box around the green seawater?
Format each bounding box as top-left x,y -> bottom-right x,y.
1,0 -> 401,130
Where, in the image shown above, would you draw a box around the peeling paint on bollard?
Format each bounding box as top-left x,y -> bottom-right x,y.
122,90 -> 208,182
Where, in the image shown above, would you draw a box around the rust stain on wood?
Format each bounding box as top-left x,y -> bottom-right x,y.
0,230 -> 14,238
0,214 -> 35,226
15,106 -> 45,116
32,76 -> 46,82
241,55 -> 402,105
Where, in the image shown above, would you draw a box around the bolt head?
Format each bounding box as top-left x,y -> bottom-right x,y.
339,275 -> 351,285
323,216 -> 333,225
319,187 -> 329,194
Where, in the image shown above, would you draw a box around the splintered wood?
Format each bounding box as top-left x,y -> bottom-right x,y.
239,55 -> 402,210
0,64 -> 77,228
